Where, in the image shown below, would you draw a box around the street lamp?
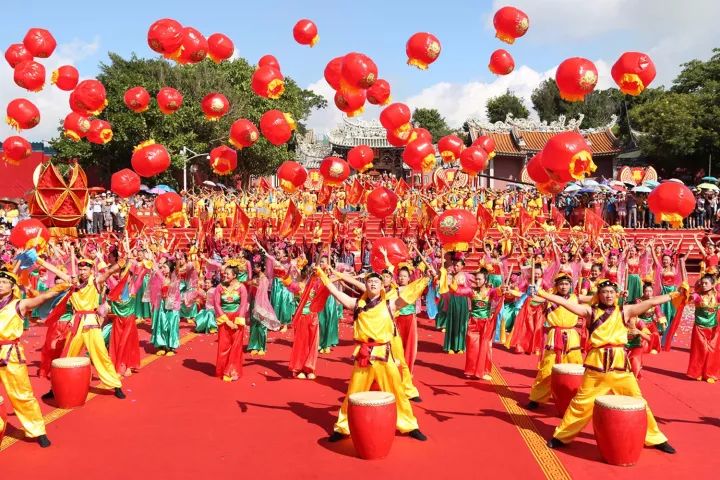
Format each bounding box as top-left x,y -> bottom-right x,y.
180,147 -> 209,192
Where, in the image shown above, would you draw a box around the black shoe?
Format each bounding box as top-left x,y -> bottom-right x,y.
408,429 -> 427,441
37,435 -> 51,448
410,396 -> 423,403
654,442 -> 676,454
41,390 -> 54,400
328,431 -> 347,442
526,400 -> 539,410
547,437 -> 566,449
114,388 -> 126,399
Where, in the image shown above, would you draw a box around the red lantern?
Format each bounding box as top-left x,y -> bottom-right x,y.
459,146 -> 489,176
251,66 -> 285,99
131,140 -> 171,178
347,145 -> 374,173
556,58 -> 598,102
293,19 -> 319,47
493,6 -> 529,44
386,130 -> 411,148
258,54 -> 281,71
51,65 -> 79,91
155,192 -> 184,226
170,27 -> 208,64
380,102 -> 412,139
87,119 -> 113,145
334,89 -> 366,117
435,209 -> 478,252
473,135 -> 496,158
13,61 -> 45,92
229,118 -> 259,149
526,151 -> 551,184
324,56 -> 343,90
63,112 -> 91,141
488,49 -> 515,75
2,136 -> 32,165
319,157 -> 350,187
648,181 -> 696,228
370,237 -> 409,273
542,131 -> 596,182
147,18 -> 184,55
209,145 -> 237,176
157,87 -> 183,114
5,44 -> 32,68
207,33 -> 235,63
259,110 -> 296,145
406,32 -> 441,70
69,79 -> 108,116
366,187 -> 398,219
367,79 -> 391,105
111,169 -> 141,198
438,135 -> 465,163
23,28 -> 56,58
200,93 -> 230,121
611,52 -> 656,96
403,139 -> 436,173
6,98 -> 40,131
10,218 -> 50,250
341,52 -> 378,90
277,161 -> 308,193
124,86 -> 151,113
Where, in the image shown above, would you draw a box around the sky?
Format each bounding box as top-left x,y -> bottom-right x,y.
1,0 -> 719,143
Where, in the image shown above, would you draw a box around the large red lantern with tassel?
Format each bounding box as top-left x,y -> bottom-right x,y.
200,93 -> 229,121
6,99 -> 40,131
259,110 -> 296,145
69,80 -> 107,116
111,169 -> 141,198
131,141 -> 171,178
87,119 -> 113,145
10,218 -> 50,250
366,187 -> 398,219
2,136 -> 32,165
648,181 -> 696,228
207,33 -> 234,63
367,79 -> 391,105
542,131 -> 596,182
408,128 -> 432,144
438,135 -> 465,163
51,65 -> 79,91
293,19 -> 319,47
147,18 -> 184,55
556,58 -> 598,102
229,119 -> 259,149
22,28 -> 56,58
173,27 -> 208,64
277,161 -> 308,193
347,145 -> 374,173
473,135 -> 496,158
370,237 -> 409,273
386,130 -> 411,148
4,44 -> 32,68
459,146 -> 489,176
156,87 -> 183,114
380,103 -> 412,140
526,151 -> 551,184
334,89 -> 366,117
406,32 -> 441,70
124,86 -> 151,113
209,145 -> 237,176
319,157 -> 350,187
324,56 -> 343,90
251,66 -> 285,99
493,6 -> 529,44
63,112 -> 91,141
155,192 -> 184,226
258,54 -> 281,70
488,49 -> 515,75
436,209 -> 478,252
611,52 -> 656,96
13,61 -> 45,92
403,139 -> 436,173
341,52 -> 377,90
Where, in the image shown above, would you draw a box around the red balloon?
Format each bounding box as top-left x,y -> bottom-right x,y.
2,136 -> 32,165
386,129 -> 411,147
10,218 -> 50,250
459,146 -> 489,176
172,27 -> 208,64
406,32 -> 441,70
4,43 -> 32,68
23,28 -> 56,58
131,141 -> 171,178
341,52 -> 378,90
347,145 -> 374,173
155,192 -> 184,226
51,65 -> 79,91
13,61 -> 45,92
488,49 -> 515,75
473,135 -> 496,158
259,110 -> 296,145
209,145 -> 237,176
229,119 -> 259,149
124,86 -> 151,113
293,19 -> 319,47
147,18 -> 184,55
69,79 -> 108,116
277,161 -> 308,193
408,128 -> 432,143
258,54 -> 281,71
541,131 -> 595,182
156,87 -> 183,114
207,33 -> 234,63
367,79 -> 391,105
111,169 -> 141,198
87,119 -> 113,145
438,135 -> 465,163
493,6 -> 530,44
366,187 -> 398,219
319,157 -> 350,187
200,93 -> 230,121
526,151 -> 551,184
370,238 -> 409,273
611,52 -> 656,96
251,66 -> 285,99
435,209 -> 478,252
324,56 -> 344,90
334,89 -> 366,117
556,58 -> 598,102
648,181 -> 696,228
63,112 -> 91,141
379,103 -> 412,138
402,138 -> 436,173
6,98 -> 40,131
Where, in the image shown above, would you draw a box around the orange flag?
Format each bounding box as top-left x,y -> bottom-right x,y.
317,185 -> 332,206
518,208 -> 534,236
347,178 -> 364,206
125,208 -> 146,238
395,178 -> 410,197
551,206 -> 567,230
279,200 -> 303,239
232,206 -> 250,243
584,209 -> 606,246
420,199 -> 437,234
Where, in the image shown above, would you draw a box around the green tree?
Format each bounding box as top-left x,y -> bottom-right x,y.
485,90 -> 529,123
50,53 -> 326,188
411,107 -> 451,140
530,79 -> 620,128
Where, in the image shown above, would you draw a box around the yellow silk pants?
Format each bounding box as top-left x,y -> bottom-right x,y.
391,334 -> 420,399
528,348 -> 583,403
553,369 -> 667,446
66,328 -> 122,389
0,361 -> 46,438
334,359 -> 420,435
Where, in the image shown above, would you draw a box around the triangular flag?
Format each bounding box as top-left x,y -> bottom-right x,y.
551,206 -> 567,230
476,205 -> 494,235
232,206 -> 250,243
317,185 -> 332,206
584,209 -> 606,246
279,200 -> 303,239
518,208 -> 534,237
395,178 -> 410,197
125,208 -> 146,238
347,178 -> 364,206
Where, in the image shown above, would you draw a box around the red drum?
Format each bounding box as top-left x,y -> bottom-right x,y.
0,395 -> 7,443
551,363 -> 585,417
51,357 -> 91,408
593,395 -> 647,466
348,391 -> 396,460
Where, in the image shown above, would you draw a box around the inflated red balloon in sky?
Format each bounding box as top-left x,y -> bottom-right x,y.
258,54 -> 281,71
324,56 -> 344,90
63,112 -> 91,141
156,87 -> 183,114
69,79 -> 108,116
2,136 -> 32,165
277,161 -> 308,193
51,65 -> 79,91
124,86 -> 151,113
555,57 -> 598,102
229,119 -> 259,149
438,135 -> 465,163
611,52 -> 656,96
132,140 -> 171,177
341,52 -> 378,89
207,33 -> 235,63
111,169 -> 141,198
367,79 -> 391,105
260,110 -> 296,145
488,49 -> 515,75
251,66 -> 285,99
200,93 -> 230,121
473,135 -> 496,158
347,145 -> 374,173
293,19 -> 319,47
406,32 -> 441,70
541,131 -> 595,182
334,89 -> 366,117
5,44 -> 32,68
172,27 -> 208,64
87,119 -> 113,145
493,6 -> 529,44
367,187 -> 398,219
23,28 -> 56,58
13,61 -> 46,92
209,145 -> 237,176
6,98 -> 40,131
147,18 -> 184,55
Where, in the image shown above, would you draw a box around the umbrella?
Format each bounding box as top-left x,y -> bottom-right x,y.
631,185 -> 652,193
581,179 -> 600,187
611,183 -> 627,192
154,184 -> 176,193
579,187 -> 600,193
202,181 -> 217,187
564,183 -> 581,192
139,184 -> 150,191
702,176 -> 718,183
643,180 -> 660,188
148,187 -> 165,195
697,183 -> 720,191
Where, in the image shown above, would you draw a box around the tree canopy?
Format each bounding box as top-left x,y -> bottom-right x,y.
486,90 -> 529,123
411,107 -> 451,140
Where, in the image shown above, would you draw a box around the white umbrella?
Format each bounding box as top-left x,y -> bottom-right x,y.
582,179 -> 600,187
631,185 -> 652,193
564,183 -> 581,192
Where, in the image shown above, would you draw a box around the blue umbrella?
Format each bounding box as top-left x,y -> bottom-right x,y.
154,184 -> 176,193
643,180 -> 660,188
702,176 -> 718,183
632,185 -> 652,193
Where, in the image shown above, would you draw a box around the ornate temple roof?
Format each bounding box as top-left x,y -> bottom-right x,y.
327,118 -> 400,148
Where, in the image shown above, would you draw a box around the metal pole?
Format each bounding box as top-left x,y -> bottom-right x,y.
183,159 -> 187,192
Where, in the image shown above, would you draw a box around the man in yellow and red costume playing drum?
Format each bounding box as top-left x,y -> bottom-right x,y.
536,279 -> 677,454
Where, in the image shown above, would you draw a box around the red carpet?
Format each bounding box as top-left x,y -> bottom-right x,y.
1,310 -> 718,479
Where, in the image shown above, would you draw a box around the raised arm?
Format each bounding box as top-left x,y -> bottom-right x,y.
317,268 -> 357,310
623,293 -> 675,318
536,289 -> 592,318
37,257 -> 73,283
19,282 -> 71,316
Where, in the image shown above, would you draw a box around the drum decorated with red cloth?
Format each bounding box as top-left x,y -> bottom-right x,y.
348,391 -> 396,460
0,395 -> 7,443
51,357 -> 91,408
593,395 -> 647,466
551,363 -> 585,417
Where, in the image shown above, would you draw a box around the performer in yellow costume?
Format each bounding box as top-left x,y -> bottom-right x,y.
537,279 -> 677,454
0,268 -> 69,448
317,269 -> 428,442
526,273 -> 582,409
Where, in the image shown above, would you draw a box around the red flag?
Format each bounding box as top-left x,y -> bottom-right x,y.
395,178 -> 410,197
518,208 -> 534,237
476,205 -> 494,236
125,208 -> 146,238
232,206 -> 250,243
551,206 -> 567,230
435,175 -> 449,193
347,178 -> 364,206
333,205 -> 345,223
420,199 -> 437,234
584,209 -> 606,245
257,177 -> 272,192
317,185 -> 332,206
279,200 -> 303,239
